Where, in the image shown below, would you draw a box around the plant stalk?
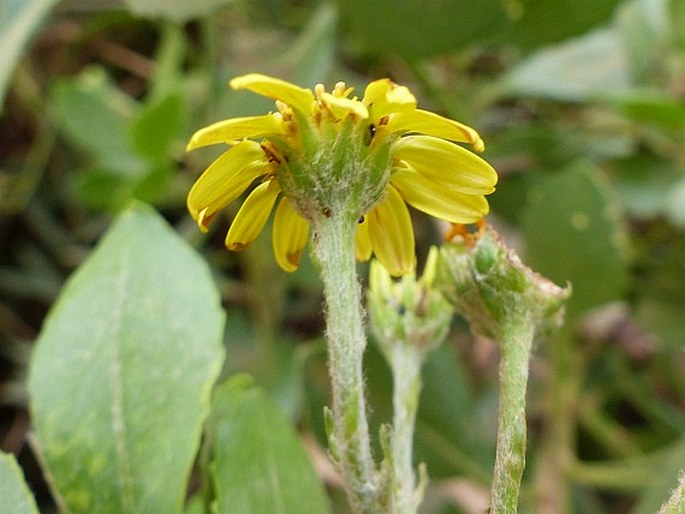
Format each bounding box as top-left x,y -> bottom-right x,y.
490,318 -> 535,514
389,344 -> 423,514
313,211 -> 378,513
658,472 -> 685,514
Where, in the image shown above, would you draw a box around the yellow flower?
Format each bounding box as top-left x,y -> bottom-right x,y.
186,73 -> 497,276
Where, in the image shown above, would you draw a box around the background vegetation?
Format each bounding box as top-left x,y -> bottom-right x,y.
1,0 -> 684,512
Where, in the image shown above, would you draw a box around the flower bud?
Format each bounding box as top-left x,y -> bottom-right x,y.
368,247 -> 453,359
436,226 -> 570,341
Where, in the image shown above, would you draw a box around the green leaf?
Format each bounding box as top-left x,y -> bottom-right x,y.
637,299 -> 685,351
612,154 -> 682,219
0,451 -> 40,514
615,0 -> 671,81
498,0 -> 623,50
71,169 -> 136,211
616,91 -> 685,131
672,0 -> 685,46
500,28 -> 632,101
51,66 -> 144,176
633,232 -> 685,352
521,161 -> 628,320
337,0 -> 621,58
28,203 -> 225,514
336,0 -> 507,58
128,93 -> 185,160
666,178 -> 685,228
148,23 -> 188,102
0,0 -> 61,109
206,375 -> 330,514
122,0 -> 237,22
52,67 -> 180,209
280,2 -> 338,86
184,495 -> 205,514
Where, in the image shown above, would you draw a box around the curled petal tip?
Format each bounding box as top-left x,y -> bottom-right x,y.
227,242 -> 250,251
196,208 -> 212,232
229,73 -> 314,115
229,73 -> 268,90
186,134 -> 201,152
283,250 -> 303,272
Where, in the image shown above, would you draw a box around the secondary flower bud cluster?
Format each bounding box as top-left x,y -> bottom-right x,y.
368,248 -> 453,357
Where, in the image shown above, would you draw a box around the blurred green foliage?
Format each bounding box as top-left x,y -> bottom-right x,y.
1,0 -> 684,512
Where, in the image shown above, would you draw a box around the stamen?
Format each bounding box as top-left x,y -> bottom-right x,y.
260,141 -> 285,165
333,82 -> 347,97
444,219 -> 487,247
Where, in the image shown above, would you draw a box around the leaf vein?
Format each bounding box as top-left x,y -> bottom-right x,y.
110,246 -> 135,512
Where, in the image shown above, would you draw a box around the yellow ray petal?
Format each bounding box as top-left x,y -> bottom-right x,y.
225,180 -> 280,251
272,197 -> 310,272
367,185 -> 415,276
354,215 -> 372,262
186,114 -> 284,151
320,92 -> 369,119
362,79 -> 417,120
392,135 -> 497,195
387,109 -> 485,152
187,141 -> 269,231
230,73 -> 315,116
391,168 -> 490,224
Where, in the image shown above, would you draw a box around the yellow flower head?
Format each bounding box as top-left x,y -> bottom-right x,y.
186,73 -> 497,276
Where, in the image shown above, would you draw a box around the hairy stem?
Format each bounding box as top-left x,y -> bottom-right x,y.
313,211 -> 378,513
659,472 -> 685,514
389,344 -> 423,514
490,318 -> 535,514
